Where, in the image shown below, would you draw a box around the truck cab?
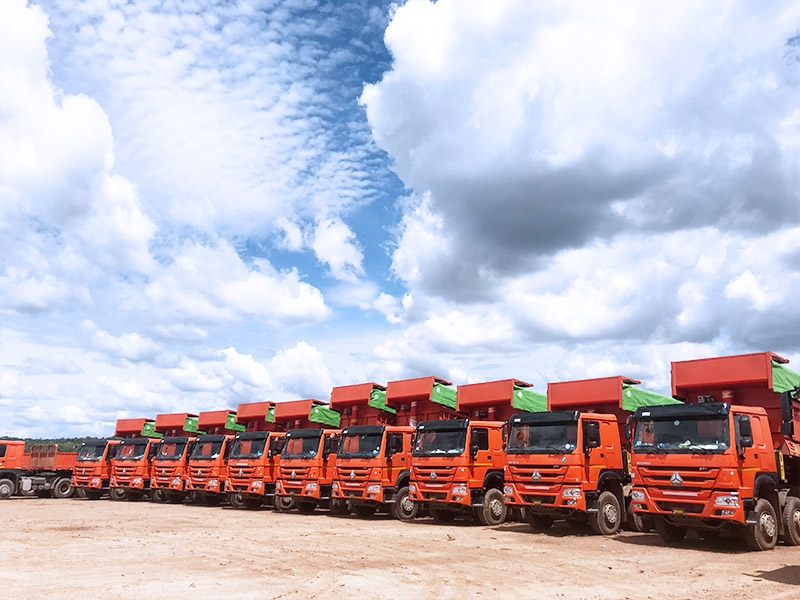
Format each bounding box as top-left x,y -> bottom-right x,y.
184,410 -> 244,506
72,439 -> 120,500
274,399 -> 342,514
150,413 -> 200,503
629,351 -> 800,550
409,378 -> 545,526
504,375 -> 678,535
109,418 -> 162,501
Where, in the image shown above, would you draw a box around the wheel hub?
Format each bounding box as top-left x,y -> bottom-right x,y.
603,503 -> 618,525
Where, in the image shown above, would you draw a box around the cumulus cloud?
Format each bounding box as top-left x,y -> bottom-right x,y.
270,342 -> 333,400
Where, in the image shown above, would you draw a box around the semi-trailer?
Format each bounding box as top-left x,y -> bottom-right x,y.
109,418 -> 162,501
0,441 -> 77,499
629,351 -> 800,550
225,402 -> 286,510
150,413 -> 200,503
274,398 -> 342,514
408,378 -> 544,525
329,382 -> 416,519
186,410 -> 244,506
504,376 -> 678,535
72,438 -> 120,499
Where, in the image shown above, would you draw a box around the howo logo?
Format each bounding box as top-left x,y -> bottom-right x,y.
430,471 -> 437,480
238,469 -> 244,477
349,470 -> 356,480
670,472 -> 683,487
531,470 -> 541,482
291,470 -> 297,479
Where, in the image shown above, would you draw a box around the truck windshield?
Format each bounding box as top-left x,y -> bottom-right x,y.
229,436 -> 267,459
117,440 -> 148,461
507,422 -> 578,454
282,433 -> 322,459
77,442 -> 106,462
192,439 -> 225,460
412,428 -> 467,456
338,431 -> 383,459
157,440 -> 187,461
633,416 -> 730,453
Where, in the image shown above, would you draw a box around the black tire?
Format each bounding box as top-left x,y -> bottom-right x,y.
745,498 -> 778,551
629,512 -> 653,533
524,509 -> 554,533
429,504 -> 455,524
201,493 -> 222,506
151,489 -> 167,503
84,489 -> 103,500
353,503 -> 377,518
781,496 -> 800,546
654,518 -> 688,543
296,499 -> 318,514
274,495 -> 295,512
244,497 -> 263,510
393,486 -> 419,521
166,492 -> 185,504
228,493 -> 246,509
0,478 -> 15,499
477,488 -> 507,526
329,498 -> 350,516
109,488 -> 127,501
127,490 -> 144,502
590,491 -> 621,535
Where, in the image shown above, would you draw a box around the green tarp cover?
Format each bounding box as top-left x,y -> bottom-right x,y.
309,404 -> 341,427
621,383 -> 682,412
512,384 -> 548,412
266,406 -> 276,423
773,361 -> 800,393
368,388 -> 397,415
184,416 -> 200,432
431,382 -> 457,410
225,413 -> 246,432
141,421 -> 163,438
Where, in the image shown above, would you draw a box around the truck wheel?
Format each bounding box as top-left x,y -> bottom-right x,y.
477,488 -> 507,526
590,491 -> 621,535
127,490 -> 144,501
781,496 -> 800,546
274,495 -> 295,512
296,499 -> 318,514
166,492 -> 185,504
0,478 -> 15,499
84,490 -> 103,500
228,493 -> 246,509
151,489 -> 167,503
654,518 -> 687,543
393,486 -> 419,521
745,498 -> 778,551
329,498 -> 350,516
109,488 -> 127,501
524,509 -> 554,533
429,504 -> 455,524
244,497 -> 263,510
52,478 -> 74,499
353,504 -> 377,518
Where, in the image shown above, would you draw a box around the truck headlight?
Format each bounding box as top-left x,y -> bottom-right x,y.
252,481 -> 262,489
451,485 -> 467,495
504,485 -> 513,495
332,482 -> 339,492
367,484 -> 381,494
132,477 -> 142,486
208,479 -> 218,489
409,484 -> 416,493
631,490 -> 645,501
562,488 -> 581,498
305,482 -> 318,491
714,495 -> 739,507
91,477 -> 100,486
172,477 -> 181,486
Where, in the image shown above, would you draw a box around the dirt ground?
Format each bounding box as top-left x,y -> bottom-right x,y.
0,497 -> 798,599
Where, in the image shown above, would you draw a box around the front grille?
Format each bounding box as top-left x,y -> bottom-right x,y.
280,466 -> 310,479
508,463 -> 567,484
656,501 -> 705,514
414,466 -> 457,483
522,495 -> 557,505
335,466 -> 371,482
637,465 -> 719,493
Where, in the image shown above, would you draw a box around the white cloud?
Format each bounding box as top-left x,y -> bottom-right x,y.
83,320 -> 162,363
312,217 -> 365,281
269,342 -> 333,400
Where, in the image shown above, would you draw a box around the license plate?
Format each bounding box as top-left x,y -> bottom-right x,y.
672,508 -> 685,515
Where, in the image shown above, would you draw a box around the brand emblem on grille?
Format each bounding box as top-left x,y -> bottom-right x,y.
122,469 -> 127,475
239,469 -> 244,477
162,469 -> 167,475
349,470 -> 356,480
430,472 -> 437,480
291,470 -> 296,479
532,470 -> 541,482
670,472 -> 683,487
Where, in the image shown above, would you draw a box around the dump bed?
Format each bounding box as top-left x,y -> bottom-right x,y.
28,444 -> 77,471
115,418 -> 159,438
198,410 -> 245,435
671,351 -> 800,451
154,413 -> 200,436
457,378 -> 546,421
236,401 -> 277,431
273,398 -> 341,429
385,376 -> 462,425
329,382 -> 395,427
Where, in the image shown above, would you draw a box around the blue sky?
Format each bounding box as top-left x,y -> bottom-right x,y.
2,0 -> 799,437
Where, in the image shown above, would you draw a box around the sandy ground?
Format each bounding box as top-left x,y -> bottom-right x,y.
0,497 -> 798,599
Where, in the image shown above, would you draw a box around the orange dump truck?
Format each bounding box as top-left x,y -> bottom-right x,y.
330,382 -> 417,519
186,410 -> 244,506
109,418 -> 162,500
150,413 -> 200,503
274,398 -> 341,514
630,351 -> 800,550
504,376 -> 677,535
408,377 -> 539,525
72,438 -> 120,499
226,401 -> 285,510
0,441 -> 77,499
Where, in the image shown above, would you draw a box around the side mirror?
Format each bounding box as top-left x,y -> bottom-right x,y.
736,415 -> 753,455
624,415 -> 634,440
470,443 -> 479,459
584,421 -> 601,453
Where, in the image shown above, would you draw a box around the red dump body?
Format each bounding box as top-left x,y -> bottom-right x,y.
385,376 -> 463,425
27,444 -> 78,471
459,378 -> 533,422
330,382 -> 394,427
0,441 -> 77,499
